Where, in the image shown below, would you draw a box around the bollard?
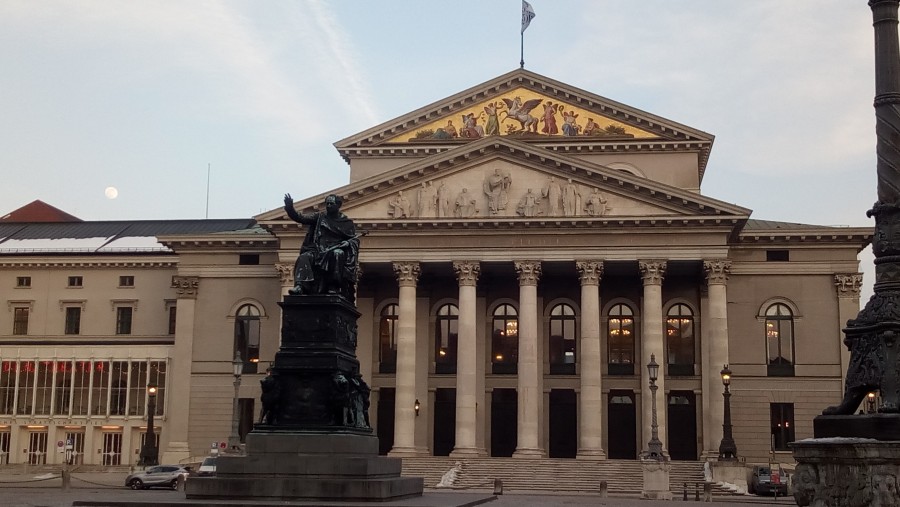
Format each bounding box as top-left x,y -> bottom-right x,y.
61,468 -> 70,491
176,474 -> 186,491
683,482 -> 688,501
703,482 -> 712,502
694,482 -> 700,501
599,480 -> 608,498
493,478 -> 503,495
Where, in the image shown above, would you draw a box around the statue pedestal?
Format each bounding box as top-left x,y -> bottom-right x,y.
186,294 -> 423,501
640,459 -> 673,500
792,438 -> 900,507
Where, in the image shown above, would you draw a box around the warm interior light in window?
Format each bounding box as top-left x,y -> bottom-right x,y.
610,319 -> 620,325
495,354 -> 504,361
250,358 -> 259,363
622,330 -> 631,336
439,349 -> 446,356
506,321 -> 518,335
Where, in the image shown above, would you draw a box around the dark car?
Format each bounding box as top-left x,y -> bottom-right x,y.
749,465 -> 788,496
124,465 -> 189,490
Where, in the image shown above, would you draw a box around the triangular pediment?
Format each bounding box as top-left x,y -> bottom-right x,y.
333,69 -> 715,179
259,137 -> 748,229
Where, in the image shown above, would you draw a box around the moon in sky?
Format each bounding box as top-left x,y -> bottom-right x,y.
105,186 -> 118,199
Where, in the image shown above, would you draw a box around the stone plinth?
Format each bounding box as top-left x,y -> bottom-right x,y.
709,460 -> 747,493
791,439 -> 900,507
640,459 -> 673,500
185,433 -> 423,501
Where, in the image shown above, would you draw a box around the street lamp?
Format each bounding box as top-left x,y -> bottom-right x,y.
867,391 -> 878,414
138,383 -> 159,466
718,364 -> 738,461
227,351 -> 244,452
641,354 -> 665,461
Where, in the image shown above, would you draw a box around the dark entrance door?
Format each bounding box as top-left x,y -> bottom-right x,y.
607,390 -> 637,459
549,389 -> 577,458
491,388 -> 517,457
376,388 -> 395,455
433,388 -> 456,456
667,391 -> 697,460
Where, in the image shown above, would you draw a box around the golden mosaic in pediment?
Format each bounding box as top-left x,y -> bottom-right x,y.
384,87 -> 657,144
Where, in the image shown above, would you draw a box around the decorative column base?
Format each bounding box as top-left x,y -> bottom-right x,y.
576,448 -> 607,460
450,447 -> 484,457
386,446 -> 425,458
792,439 -> 900,507
512,448 -> 544,459
640,459 -> 673,500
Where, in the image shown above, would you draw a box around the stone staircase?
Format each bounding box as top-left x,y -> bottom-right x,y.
400,456 -> 737,496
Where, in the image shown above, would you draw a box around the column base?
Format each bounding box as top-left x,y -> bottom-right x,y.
450,446 -> 484,457
512,448 -> 544,459
160,441 -> 191,465
576,449 -> 607,460
388,446 -> 428,457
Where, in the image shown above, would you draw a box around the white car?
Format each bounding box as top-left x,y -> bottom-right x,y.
197,456 -> 217,477
124,465 -> 189,490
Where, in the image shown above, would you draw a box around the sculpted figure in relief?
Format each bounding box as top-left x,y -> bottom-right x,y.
416,181 -> 437,217
388,190 -> 411,219
584,188 -> 608,216
454,188 -> 477,218
562,178 -> 581,217
483,168 -> 512,215
516,188 -> 541,217
542,176 -> 562,216
436,181 -> 451,218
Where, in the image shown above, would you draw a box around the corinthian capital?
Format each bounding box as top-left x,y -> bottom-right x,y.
514,260 -> 542,286
638,260 -> 666,286
453,260 -> 481,287
393,261 -> 421,287
576,260 -> 603,286
274,262 -> 294,285
834,273 -> 863,298
171,276 -> 200,299
703,259 -> 732,285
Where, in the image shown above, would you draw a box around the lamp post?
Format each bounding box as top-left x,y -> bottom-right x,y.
642,354 -> 665,461
718,364 -> 738,461
138,383 -> 159,466
227,351 -> 243,452
867,392 -> 878,414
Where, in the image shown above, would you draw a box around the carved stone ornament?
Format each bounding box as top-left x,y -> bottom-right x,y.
834,273 -> 863,298
703,259 -> 732,285
171,276 -> 199,298
393,262 -> 421,287
514,260 -> 542,286
638,260 -> 666,286
576,260 -> 603,286
275,262 -> 294,285
792,441 -> 900,507
453,261 -> 481,286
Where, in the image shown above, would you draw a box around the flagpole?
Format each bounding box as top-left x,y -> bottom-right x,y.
520,32 -> 525,68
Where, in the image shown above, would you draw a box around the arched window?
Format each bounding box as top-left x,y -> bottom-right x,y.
549,303 -> 577,375
608,304 -> 635,375
766,303 -> 795,376
234,304 -> 260,374
666,304 -> 695,376
379,304 -> 399,374
492,304 -> 518,374
435,304 -> 459,374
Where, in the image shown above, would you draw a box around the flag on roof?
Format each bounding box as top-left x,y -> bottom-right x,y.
521,0 -> 536,33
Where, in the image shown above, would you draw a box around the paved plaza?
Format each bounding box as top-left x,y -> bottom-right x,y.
0,470 -> 792,507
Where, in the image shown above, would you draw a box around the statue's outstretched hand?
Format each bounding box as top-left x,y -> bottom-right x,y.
284,193 -> 293,207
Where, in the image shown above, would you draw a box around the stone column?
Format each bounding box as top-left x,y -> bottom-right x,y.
703,259 -> 731,459
389,261 -> 421,456
452,261 -> 481,456
576,260 -> 606,459
639,260 -> 667,455
274,262 -> 294,297
834,273 -> 863,389
161,275 -> 198,464
514,260 -> 543,458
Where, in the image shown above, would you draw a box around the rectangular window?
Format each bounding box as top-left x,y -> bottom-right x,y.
91,361 -> 110,416
34,361 -> 53,416
16,277 -> 31,288
168,306 -> 177,335
128,361 -> 148,416
16,361 -> 35,415
65,307 -> 81,335
766,250 -> 790,262
118,275 -> 134,287
115,307 -> 133,335
13,307 -> 29,335
148,361 -> 166,416
109,361 -> 128,416
0,362 -> 16,415
238,254 -> 260,265
771,403 -> 795,451
67,276 -> 83,287
53,361 -> 72,416
71,362 -> 91,416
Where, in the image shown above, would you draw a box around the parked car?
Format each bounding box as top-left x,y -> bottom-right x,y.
749,465 -> 788,496
125,465 -> 190,490
197,456 -> 217,477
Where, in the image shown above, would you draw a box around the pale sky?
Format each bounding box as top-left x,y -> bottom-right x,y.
0,0 -> 882,299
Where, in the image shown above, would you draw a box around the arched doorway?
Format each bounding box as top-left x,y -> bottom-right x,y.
667,391 -> 697,460
607,390 -> 637,459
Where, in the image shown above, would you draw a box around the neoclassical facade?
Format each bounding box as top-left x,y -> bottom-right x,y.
0,69 -> 870,466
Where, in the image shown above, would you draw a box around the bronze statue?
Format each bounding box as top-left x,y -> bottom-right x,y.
283,193 -> 360,299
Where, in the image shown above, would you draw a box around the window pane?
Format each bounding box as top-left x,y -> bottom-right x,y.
149,361 -> 166,416
0,362 -> 16,415
116,307 -> 133,335
128,362 -> 148,416
34,361 -> 53,415
71,362 -> 91,416
110,361 -> 128,416
168,306 -> 177,335
549,304 -> 576,367
608,304 -> 635,365
666,304 -> 694,368
17,361 -> 35,415
770,403 -> 795,451
492,305 -> 518,369
53,361 -> 72,416
91,361 -> 110,416
13,307 -> 29,335
65,307 -> 81,335
435,304 -> 458,371
379,304 -> 398,371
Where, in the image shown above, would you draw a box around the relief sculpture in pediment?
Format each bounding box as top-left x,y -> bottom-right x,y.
483,168 -> 512,215
387,191 -> 411,219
